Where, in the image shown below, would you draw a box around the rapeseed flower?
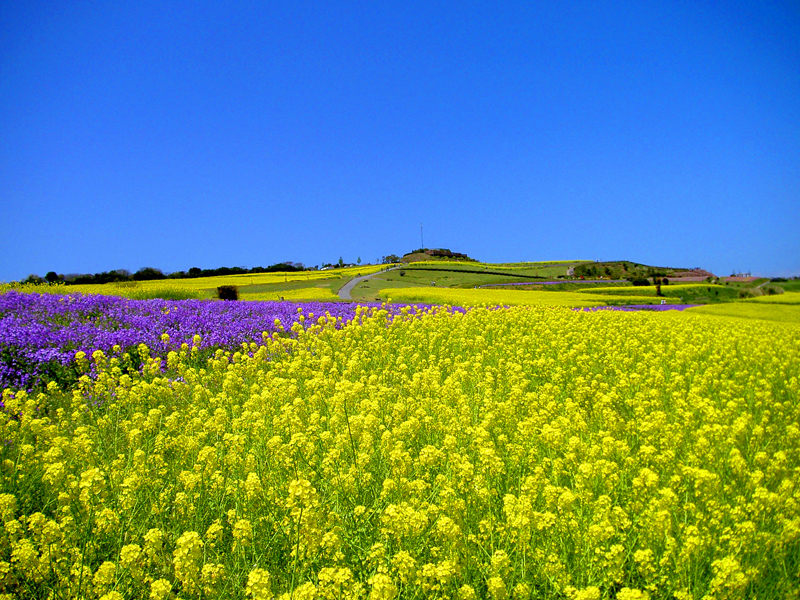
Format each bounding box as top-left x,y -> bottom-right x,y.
0,302 -> 797,597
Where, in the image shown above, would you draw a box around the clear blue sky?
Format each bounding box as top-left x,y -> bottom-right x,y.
1,1 -> 798,280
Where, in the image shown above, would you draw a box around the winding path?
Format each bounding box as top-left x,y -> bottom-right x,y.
338,267 -> 397,300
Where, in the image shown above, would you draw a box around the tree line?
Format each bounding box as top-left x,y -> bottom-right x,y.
23,263 -> 309,286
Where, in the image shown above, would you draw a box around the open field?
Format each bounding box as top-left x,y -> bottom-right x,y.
244,288 -> 342,302
686,302 -> 800,324
396,261 -> 575,280
0,298 -> 798,599
742,291 -> 800,305
1,265 -> 393,302
775,280 -> 800,292
378,287 -> 678,308
349,270 -> 551,302
9,261 -> 795,311
576,285 -> 740,304
487,260 -> 592,266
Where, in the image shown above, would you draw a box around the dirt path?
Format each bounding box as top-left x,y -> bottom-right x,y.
338,267 -> 397,300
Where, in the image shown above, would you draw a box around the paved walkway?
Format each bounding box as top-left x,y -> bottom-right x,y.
338,267 -> 397,300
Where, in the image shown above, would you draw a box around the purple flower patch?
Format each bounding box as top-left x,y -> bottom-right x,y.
0,292 -> 441,391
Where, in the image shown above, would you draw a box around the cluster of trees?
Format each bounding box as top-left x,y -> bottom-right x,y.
320,257 -> 363,269
574,261 -> 676,282
21,253 -> 442,285
24,262 -> 309,285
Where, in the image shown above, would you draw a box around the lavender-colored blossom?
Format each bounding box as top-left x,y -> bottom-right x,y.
0,292 -> 444,390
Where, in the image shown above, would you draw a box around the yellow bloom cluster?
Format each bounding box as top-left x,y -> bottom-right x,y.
0,305 -> 798,599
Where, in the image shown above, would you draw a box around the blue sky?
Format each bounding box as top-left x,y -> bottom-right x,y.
1,1 -> 798,280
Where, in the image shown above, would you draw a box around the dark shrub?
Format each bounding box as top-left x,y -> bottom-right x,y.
632,278 -> 650,286
134,267 -> 167,281
738,288 -> 763,299
217,285 -> 239,301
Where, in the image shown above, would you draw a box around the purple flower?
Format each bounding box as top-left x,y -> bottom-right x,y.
0,292 -> 449,391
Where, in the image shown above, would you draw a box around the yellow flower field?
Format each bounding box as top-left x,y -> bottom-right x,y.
1,306 -> 798,598
243,288 -> 342,302
743,291 -> 800,305
380,287 -> 672,308
0,265 -> 391,301
575,285 -> 726,296
686,303 -> 800,324
114,265 -> 388,292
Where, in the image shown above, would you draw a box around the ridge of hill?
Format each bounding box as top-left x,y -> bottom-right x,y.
401,248 -> 478,262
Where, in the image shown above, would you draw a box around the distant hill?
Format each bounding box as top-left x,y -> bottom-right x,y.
574,261 -> 716,281
401,248 -> 477,263
396,254 -> 715,281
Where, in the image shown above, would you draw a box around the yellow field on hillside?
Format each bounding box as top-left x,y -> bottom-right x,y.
380,287 -> 672,307
0,265 -> 390,299
742,291 -> 800,304
576,284 -> 726,295
243,288 -> 342,302
686,302 -> 800,323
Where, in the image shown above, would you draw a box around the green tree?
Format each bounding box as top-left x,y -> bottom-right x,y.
133,267 -> 166,281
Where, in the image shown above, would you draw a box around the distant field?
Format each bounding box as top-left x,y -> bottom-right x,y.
741,291 -> 800,305
488,259 -> 592,266
398,261 -> 573,279
379,287 -> 675,308
4,265 -> 391,300
353,268 -> 540,298
243,288 -> 341,302
577,284 -> 739,303
6,264 -> 798,318
776,280 -> 800,292
480,280 -> 629,292
686,302 -> 800,323
45,274 -> 336,298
